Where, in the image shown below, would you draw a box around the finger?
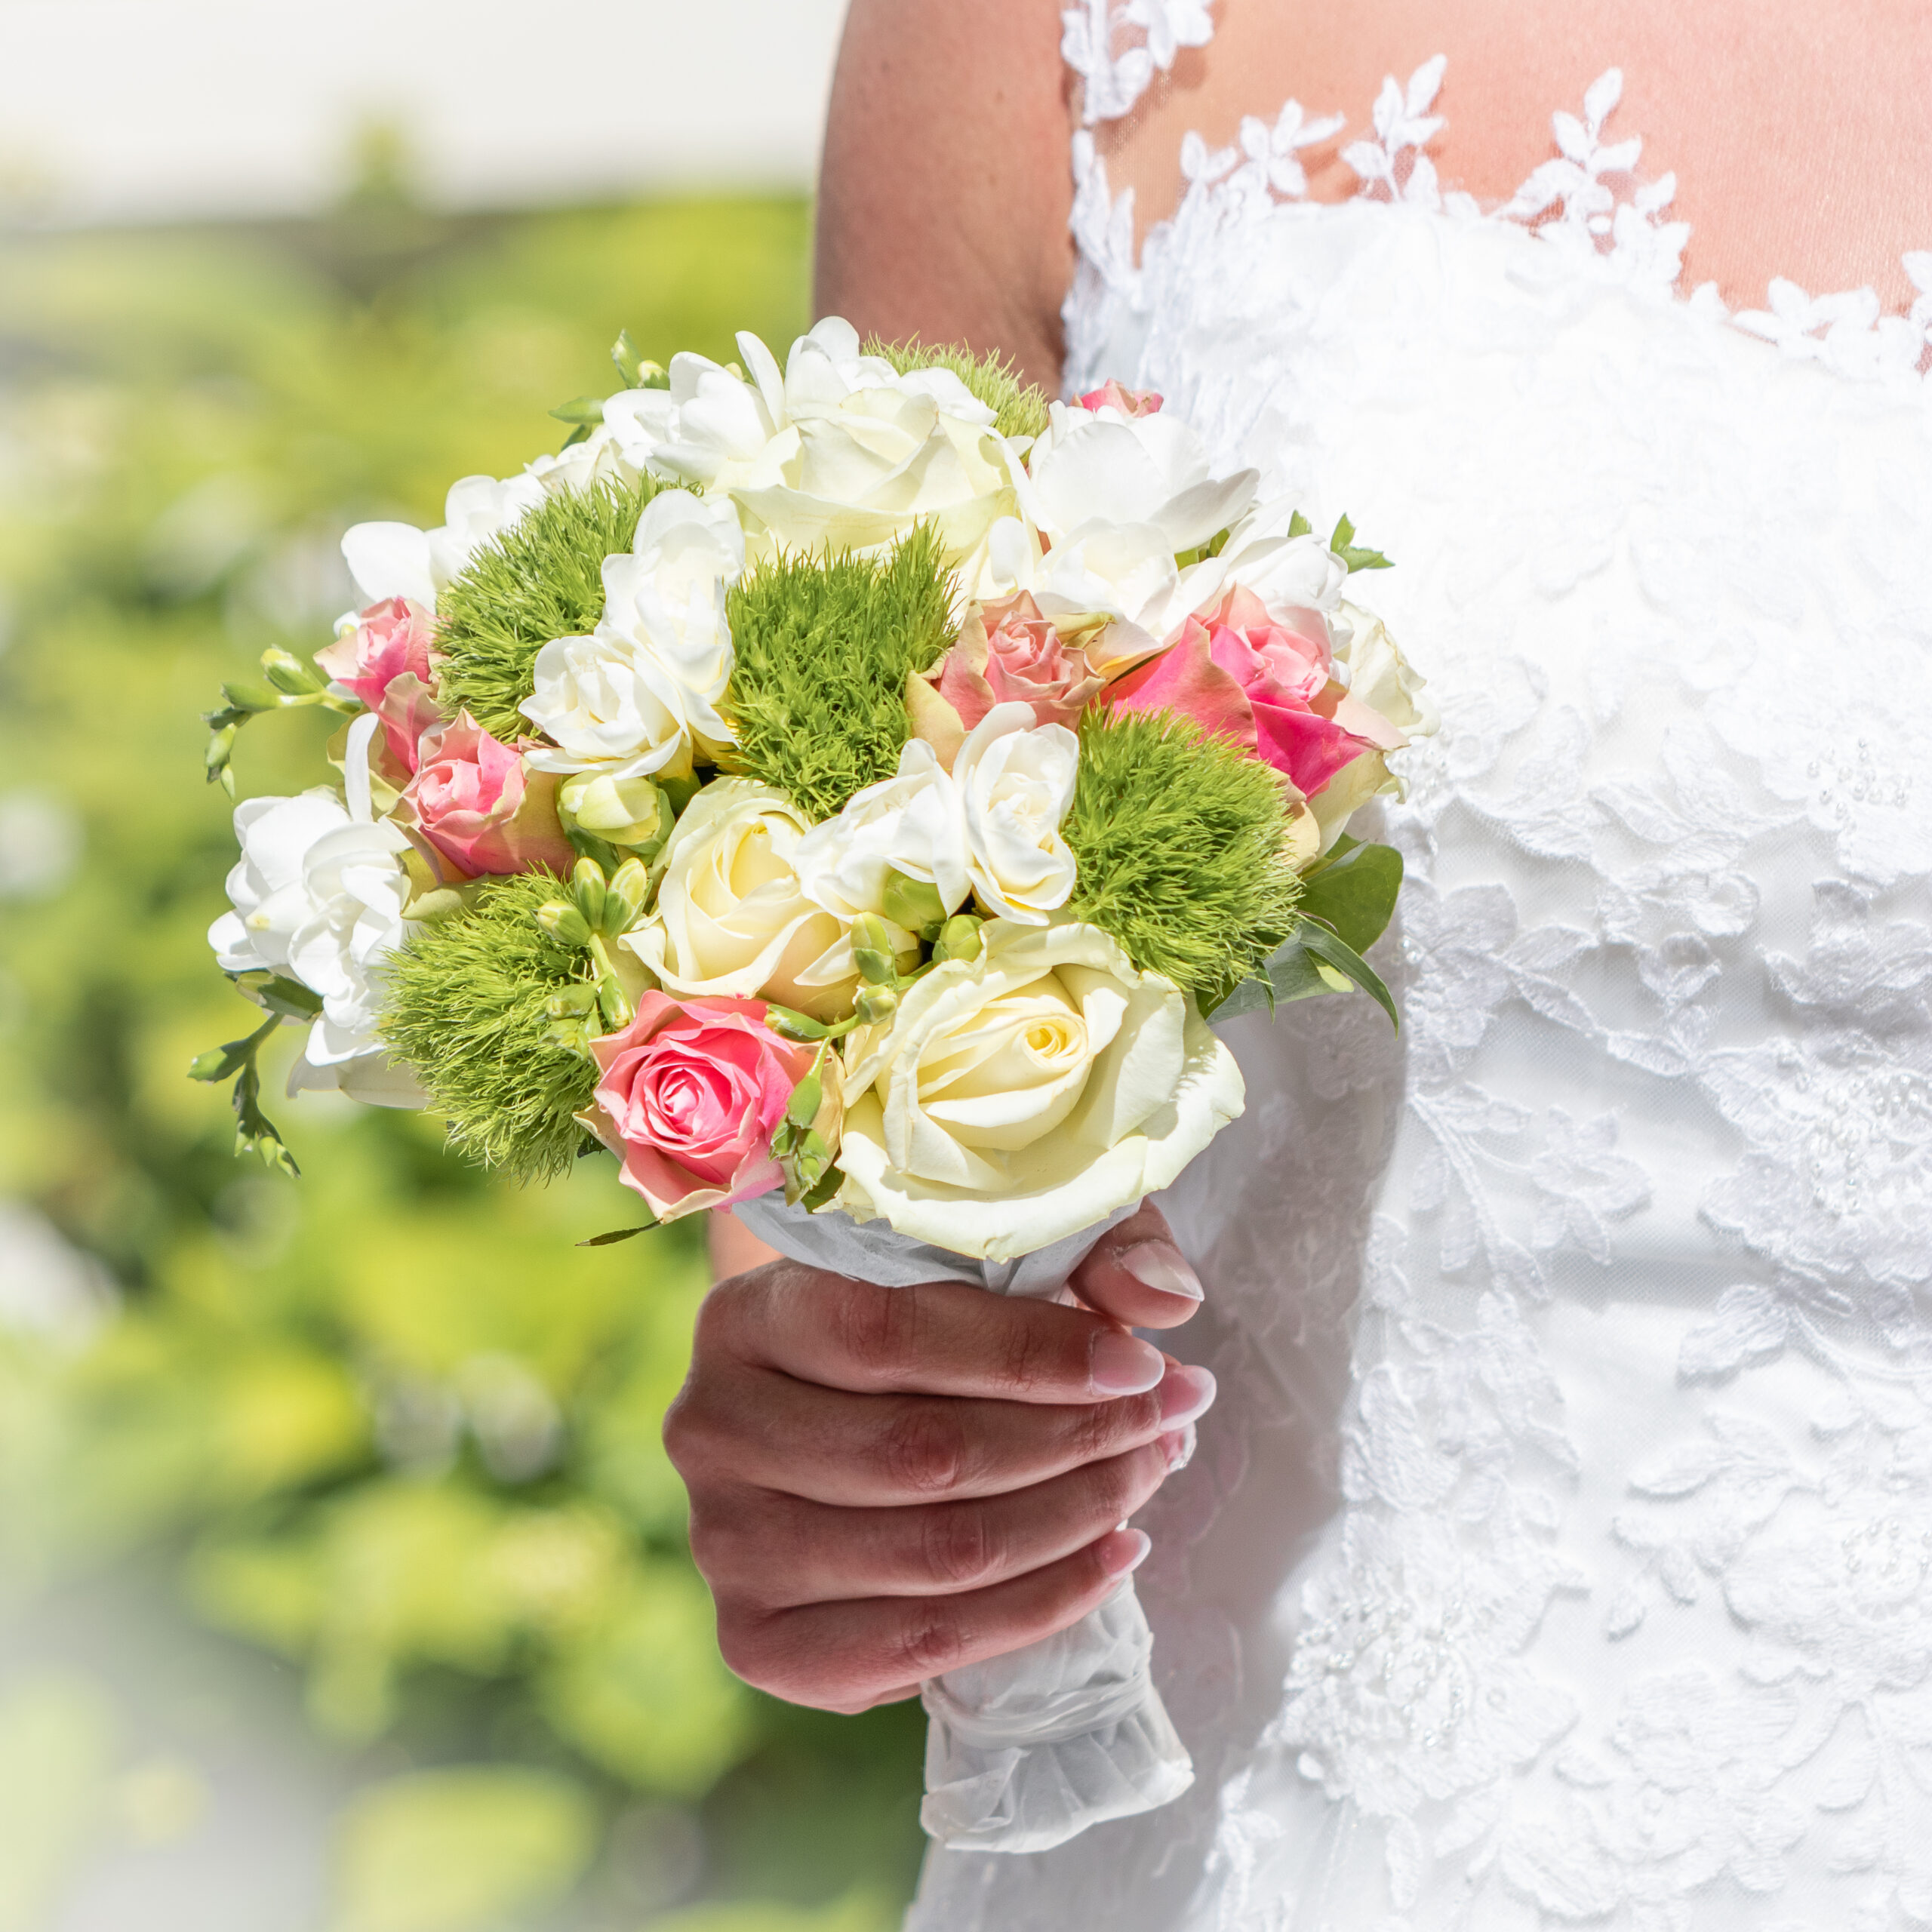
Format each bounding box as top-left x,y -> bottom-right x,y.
1070,1202 -> 1204,1330
720,1524 -> 1153,1712
695,1441 -> 1173,1607
673,1359 -> 1214,1506
701,1262 -> 1168,1404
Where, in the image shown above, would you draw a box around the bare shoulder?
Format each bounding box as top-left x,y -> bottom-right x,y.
815,0 -> 1075,393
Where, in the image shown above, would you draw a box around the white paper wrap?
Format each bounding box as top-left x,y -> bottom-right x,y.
734,1193 -> 1194,1855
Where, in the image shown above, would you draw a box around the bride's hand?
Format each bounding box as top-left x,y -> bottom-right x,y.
665,1204 -> 1215,1714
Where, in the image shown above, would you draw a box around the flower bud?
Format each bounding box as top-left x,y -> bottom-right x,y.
558,771 -> 674,854
571,857 -> 608,930
537,900 -> 592,948
881,870 -> 948,939
603,856 -> 652,934
934,914 -> 984,964
854,983 -> 900,1027
545,983 -> 598,1020
851,913 -> 897,986
260,647 -> 321,697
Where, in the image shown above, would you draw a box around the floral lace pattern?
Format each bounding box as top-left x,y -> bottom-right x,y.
1063,50 -> 1932,395
908,29 -> 1932,1932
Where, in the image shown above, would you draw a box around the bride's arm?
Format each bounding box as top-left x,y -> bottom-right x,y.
816,0 -> 1075,393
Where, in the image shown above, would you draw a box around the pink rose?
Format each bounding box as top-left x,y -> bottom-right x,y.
315,597 -> 436,708
1078,380 -> 1164,419
588,993 -> 814,1220
315,599 -> 442,777
1106,588 -> 1403,800
932,592 -> 1104,736
395,710 -> 574,879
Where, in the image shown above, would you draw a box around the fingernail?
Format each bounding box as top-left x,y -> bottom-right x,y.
1091,1327 -> 1166,1395
1160,1422 -> 1198,1472
1097,1527 -> 1152,1577
1158,1364 -> 1217,1428
1117,1241 -> 1204,1302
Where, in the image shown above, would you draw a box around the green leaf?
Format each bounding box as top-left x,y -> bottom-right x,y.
1329,512 -> 1393,572
1287,509 -> 1312,540
235,971 -> 325,1022
798,1161 -> 844,1213
577,1223 -> 657,1247
1294,839 -> 1404,956
1293,915 -> 1398,1029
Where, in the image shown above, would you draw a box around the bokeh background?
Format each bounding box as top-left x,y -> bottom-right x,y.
0,5 -> 935,1927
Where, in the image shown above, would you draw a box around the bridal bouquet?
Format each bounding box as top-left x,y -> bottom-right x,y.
193,318 -> 1432,1854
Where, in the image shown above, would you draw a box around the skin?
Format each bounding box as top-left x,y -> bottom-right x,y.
675,1204 -> 1214,1711
818,0 -> 1932,389
684,0 -> 1932,1712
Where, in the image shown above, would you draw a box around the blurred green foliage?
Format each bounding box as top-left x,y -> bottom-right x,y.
0,192 -> 922,1927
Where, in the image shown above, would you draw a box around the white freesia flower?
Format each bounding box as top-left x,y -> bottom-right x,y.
208,718 -> 424,1106
793,739 -> 971,922
520,490 -> 742,781
341,472 -> 546,612
340,429 -> 638,614
1017,397 -> 1257,552
835,919 -> 1245,1258
623,780 -> 860,1020
605,317 -> 1026,571
952,704 -> 1079,924
1217,496 -> 1350,618
524,422 -> 635,497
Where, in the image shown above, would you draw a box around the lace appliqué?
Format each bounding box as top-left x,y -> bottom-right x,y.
1060,0 -> 1217,126
1066,57 -> 1932,393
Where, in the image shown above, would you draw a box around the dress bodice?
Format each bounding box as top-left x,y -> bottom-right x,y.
910,15 -> 1932,1931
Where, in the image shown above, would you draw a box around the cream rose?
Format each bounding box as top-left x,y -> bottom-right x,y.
623,780 -> 859,1020
1331,598 -> 1437,739
835,919 -> 1244,1259
952,703 -> 1079,923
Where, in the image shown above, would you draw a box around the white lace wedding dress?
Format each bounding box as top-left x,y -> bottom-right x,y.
907,11 -> 1932,1930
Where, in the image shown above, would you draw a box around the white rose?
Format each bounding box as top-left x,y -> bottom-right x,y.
835,919 -> 1245,1259
1331,598 -> 1437,738
952,703 -> 1078,924
1017,398 -> 1257,552
792,738 -> 970,922
606,317 -> 1026,568
623,780 -> 859,1020
520,490 -> 741,781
